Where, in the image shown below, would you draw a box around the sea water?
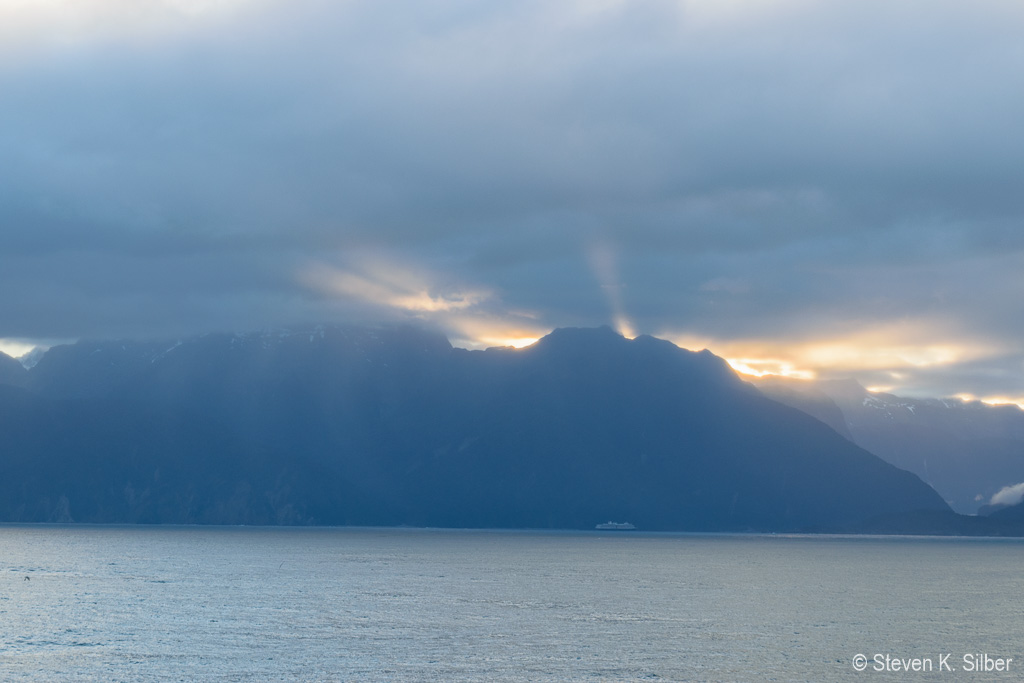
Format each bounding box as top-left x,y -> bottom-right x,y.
1,526 -> 1021,681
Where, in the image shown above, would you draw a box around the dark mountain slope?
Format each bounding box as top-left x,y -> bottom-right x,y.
0,351 -> 27,388
750,375 -> 853,440
754,376 -> 1024,513
0,326 -> 949,530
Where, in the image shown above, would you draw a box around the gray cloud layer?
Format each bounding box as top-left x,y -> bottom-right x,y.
2,0 -> 1024,399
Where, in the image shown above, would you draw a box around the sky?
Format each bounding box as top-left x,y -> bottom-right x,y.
1,0 -> 1024,405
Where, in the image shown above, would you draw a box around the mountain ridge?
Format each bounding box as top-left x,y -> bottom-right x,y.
0,325 -> 962,531
752,375 -> 1024,514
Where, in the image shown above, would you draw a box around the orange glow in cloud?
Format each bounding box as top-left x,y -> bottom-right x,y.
299,258 -> 548,351
954,393 -> 1024,410
301,261 -> 1015,401
497,337 -> 540,348
725,358 -> 816,380
301,261 -> 489,314
660,318 -> 1001,388
799,342 -> 964,370
443,314 -> 546,350
983,399 -> 1024,410
458,333 -> 540,350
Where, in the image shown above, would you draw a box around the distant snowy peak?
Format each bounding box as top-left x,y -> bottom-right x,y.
17,347 -> 48,370
811,377 -> 1015,418
857,390 -> 1014,422
753,373 -> 1024,514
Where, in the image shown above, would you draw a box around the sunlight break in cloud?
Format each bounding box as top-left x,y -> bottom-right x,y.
3,0 -> 1024,403
980,398 -> 1024,410
0,337 -> 71,363
0,338 -> 37,358
300,260 -> 489,315
957,393 -> 1024,411
659,317 -> 1005,394
300,259 -> 549,351
724,358 -> 816,380
443,314 -> 546,351
586,241 -> 635,339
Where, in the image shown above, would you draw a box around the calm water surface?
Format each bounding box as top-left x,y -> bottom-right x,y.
1,526 -> 1021,681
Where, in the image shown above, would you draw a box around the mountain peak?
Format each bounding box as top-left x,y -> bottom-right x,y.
0,321 -> 952,530
534,325 -> 624,346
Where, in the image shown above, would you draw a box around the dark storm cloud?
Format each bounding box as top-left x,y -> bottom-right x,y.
2,0 -> 1024,399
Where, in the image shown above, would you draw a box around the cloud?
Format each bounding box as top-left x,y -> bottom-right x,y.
1,0 -> 1024,399
991,482 -> 1024,508
297,255 -> 548,350
0,0 -> 256,58
0,338 -> 41,358
300,259 -> 489,314
661,316 -> 1024,400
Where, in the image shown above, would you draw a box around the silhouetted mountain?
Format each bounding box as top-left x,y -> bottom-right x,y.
0,325 -> 950,531
0,351 -> 27,388
987,498 -> 1024,523
750,376 -> 853,440
753,376 -> 1024,513
26,339 -> 167,399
